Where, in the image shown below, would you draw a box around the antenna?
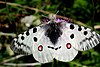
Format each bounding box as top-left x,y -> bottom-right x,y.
55,10 -> 59,15
49,11 -> 59,20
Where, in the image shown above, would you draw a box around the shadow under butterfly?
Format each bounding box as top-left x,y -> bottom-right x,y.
10,15 -> 100,63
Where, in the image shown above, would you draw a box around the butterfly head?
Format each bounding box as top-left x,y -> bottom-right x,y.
40,14 -> 70,26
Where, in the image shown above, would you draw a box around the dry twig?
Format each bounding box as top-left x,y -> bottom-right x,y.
1,55 -> 24,64
0,1 -> 100,29
0,32 -> 16,37
94,25 -> 100,29
3,62 -> 41,66
0,1 -> 86,27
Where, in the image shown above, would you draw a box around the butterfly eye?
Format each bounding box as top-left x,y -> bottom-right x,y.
66,43 -> 71,49
38,45 -> 43,51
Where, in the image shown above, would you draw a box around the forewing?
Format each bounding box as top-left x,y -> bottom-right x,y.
10,27 -> 38,55
63,22 -> 100,51
10,25 -> 54,63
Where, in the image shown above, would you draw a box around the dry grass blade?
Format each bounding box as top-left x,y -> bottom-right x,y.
3,62 -> 41,66
0,32 -> 16,37
0,1 -> 86,27
94,25 -> 100,29
1,55 -> 24,64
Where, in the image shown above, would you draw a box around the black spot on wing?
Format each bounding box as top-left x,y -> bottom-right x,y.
33,27 -> 37,33
78,26 -> 82,31
70,34 -> 74,39
48,46 -> 54,49
48,46 -> 61,50
21,36 -> 25,40
33,37 -> 37,42
55,46 -> 61,50
70,24 -> 74,30
84,31 -> 88,35
55,48 -> 58,50
84,27 -> 87,29
26,30 -> 30,36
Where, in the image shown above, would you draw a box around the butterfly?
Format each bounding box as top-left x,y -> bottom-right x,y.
10,15 -> 100,63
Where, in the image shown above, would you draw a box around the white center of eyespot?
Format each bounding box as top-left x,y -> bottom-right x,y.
66,43 -> 71,49
38,45 -> 43,51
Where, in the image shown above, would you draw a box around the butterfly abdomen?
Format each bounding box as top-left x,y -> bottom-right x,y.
45,23 -> 62,44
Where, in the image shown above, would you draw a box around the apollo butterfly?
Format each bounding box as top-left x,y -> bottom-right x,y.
10,15 -> 100,63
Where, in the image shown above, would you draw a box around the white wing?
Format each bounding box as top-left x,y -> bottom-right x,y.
31,26 -> 54,63
54,30 -> 78,62
54,22 -> 100,62
10,25 -> 54,63
10,27 -> 38,55
63,22 -> 100,51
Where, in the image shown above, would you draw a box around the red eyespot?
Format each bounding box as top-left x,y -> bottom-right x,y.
38,45 -> 43,51
66,43 -> 71,49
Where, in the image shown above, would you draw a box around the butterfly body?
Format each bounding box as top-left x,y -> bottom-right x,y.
10,15 -> 100,63
45,22 -> 62,45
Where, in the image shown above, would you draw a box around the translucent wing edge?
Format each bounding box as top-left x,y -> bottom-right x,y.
10,38 -> 32,55
79,31 -> 100,51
